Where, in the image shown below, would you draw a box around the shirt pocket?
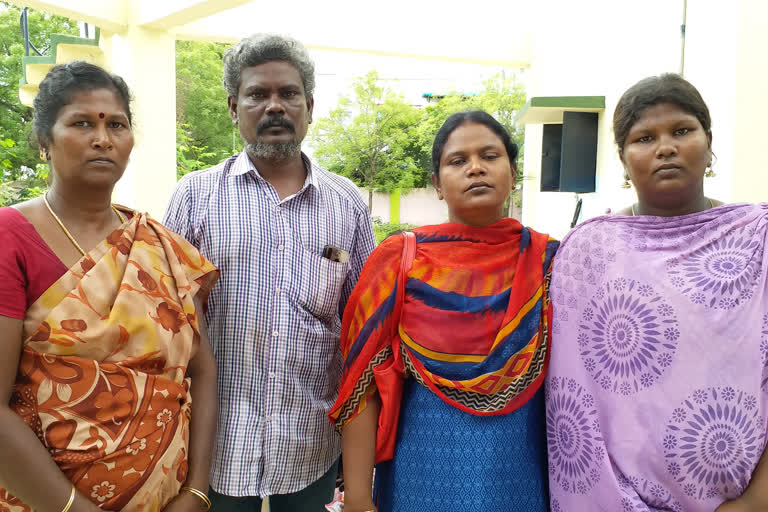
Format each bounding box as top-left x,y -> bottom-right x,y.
297,249 -> 349,321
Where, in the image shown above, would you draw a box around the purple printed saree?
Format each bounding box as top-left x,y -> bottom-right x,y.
547,203 -> 768,511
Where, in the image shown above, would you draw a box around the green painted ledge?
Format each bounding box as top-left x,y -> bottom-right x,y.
516,96 -> 605,125
389,188 -> 401,224
20,29 -> 101,87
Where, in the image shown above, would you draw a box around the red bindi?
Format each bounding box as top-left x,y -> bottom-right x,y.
99,112 -> 105,119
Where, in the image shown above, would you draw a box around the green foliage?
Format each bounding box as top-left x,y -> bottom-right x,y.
311,71 -> 422,210
176,123 -> 219,178
0,3 -> 78,170
0,3 -> 77,204
175,40 -> 238,173
372,218 -> 418,244
311,71 -> 526,211
0,160 -> 48,206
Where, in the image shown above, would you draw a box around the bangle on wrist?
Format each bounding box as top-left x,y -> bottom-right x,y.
60,484 -> 76,512
180,486 -> 211,511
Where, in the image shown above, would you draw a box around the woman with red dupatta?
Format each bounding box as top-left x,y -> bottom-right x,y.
0,62 -> 219,512
331,111 -> 558,512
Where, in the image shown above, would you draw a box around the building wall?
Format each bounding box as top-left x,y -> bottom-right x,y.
685,0 -> 768,205
360,187 -> 449,226
521,0 -> 682,239
520,0 -> 766,240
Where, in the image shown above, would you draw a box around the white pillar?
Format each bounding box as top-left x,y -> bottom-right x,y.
685,0 -> 768,204
107,20 -> 177,218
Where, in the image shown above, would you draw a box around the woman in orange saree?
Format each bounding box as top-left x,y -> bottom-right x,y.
0,62 -> 219,512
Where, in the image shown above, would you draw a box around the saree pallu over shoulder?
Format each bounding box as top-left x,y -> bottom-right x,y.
329,218 -> 558,462
0,210 -> 219,512
546,203 -> 768,512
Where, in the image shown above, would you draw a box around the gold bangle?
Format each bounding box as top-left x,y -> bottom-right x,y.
180,486 -> 212,511
60,485 -> 76,512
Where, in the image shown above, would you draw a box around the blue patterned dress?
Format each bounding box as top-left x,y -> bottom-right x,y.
374,379 -> 549,512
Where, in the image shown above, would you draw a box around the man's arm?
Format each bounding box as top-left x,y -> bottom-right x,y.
163,176 -> 197,247
339,207 -> 376,316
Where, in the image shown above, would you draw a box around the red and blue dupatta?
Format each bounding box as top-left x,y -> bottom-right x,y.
329,218 -> 558,462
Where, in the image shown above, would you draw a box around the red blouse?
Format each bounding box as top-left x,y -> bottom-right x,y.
0,207 -> 70,319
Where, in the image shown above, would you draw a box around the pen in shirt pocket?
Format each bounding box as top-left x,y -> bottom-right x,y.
322,245 -> 350,264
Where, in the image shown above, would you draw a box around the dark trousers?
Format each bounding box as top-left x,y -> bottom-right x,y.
209,460 -> 339,512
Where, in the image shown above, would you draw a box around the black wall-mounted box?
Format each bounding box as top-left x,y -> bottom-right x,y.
540,111 -> 598,193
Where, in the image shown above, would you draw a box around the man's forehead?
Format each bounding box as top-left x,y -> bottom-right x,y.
240,61 -> 303,87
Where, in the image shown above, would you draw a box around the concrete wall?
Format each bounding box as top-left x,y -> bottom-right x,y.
685,0 -> 768,205
521,0 -> 682,240
520,0 -> 767,240
360,187 -> 449,226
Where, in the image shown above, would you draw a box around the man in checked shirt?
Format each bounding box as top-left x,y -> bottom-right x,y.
163,33 -> 375,511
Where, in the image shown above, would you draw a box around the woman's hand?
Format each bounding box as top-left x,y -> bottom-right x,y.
161,491 -> 207,512
342,501 -> 377,512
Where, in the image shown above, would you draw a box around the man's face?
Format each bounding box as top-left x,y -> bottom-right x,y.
228,61 -> 314,159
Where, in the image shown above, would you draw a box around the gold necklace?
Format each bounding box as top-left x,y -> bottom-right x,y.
632,198 -> 715,217
43,193 -> 127,256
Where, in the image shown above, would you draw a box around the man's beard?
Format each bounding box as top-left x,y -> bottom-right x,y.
243,139 -> 302,161
244,115 -> 303,162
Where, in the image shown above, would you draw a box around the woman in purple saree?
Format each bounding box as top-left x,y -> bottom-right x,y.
547,74 -> 768,511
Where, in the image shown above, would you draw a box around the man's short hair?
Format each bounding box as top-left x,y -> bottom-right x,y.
223,33 -> 316,100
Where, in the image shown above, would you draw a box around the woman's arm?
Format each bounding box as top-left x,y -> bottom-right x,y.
164,296 -> 218,511
0,315 -> 100,512
340,393 -> 381,512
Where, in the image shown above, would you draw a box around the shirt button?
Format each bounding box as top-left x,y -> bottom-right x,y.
272,331 -> 279,338
275,287 -> 281,294
269,372 -> 276,379
277,244 -> 284,251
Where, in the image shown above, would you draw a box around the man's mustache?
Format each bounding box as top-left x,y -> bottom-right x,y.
257,117 -> 295,134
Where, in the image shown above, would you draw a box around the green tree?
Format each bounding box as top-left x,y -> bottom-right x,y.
407,73 -> 527,213
176,123 -> 219,179
410,73 -> 526,183
0,136 -> 47,206
406,94 -> 477,186
475,73 -> 527,212
175,40 -> 237,175
311,71 -> 421,211
0,3 -> 78,205
0,3 -> 78,173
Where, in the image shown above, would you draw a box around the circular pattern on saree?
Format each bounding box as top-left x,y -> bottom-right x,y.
667,229 -> 763,310
546,377 -> 603,494
578,278 -> 679,395
663,387 -> 763,500
618,476 -> 682,512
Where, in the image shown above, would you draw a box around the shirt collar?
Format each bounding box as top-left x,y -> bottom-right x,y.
229,151 -> 318,190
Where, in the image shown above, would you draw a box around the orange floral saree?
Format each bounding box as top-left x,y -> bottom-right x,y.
0,210 -> 218,512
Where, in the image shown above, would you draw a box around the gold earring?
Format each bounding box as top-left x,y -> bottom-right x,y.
705,161 -> 716,178
39,149 -> 48,161
621,174 -> 631,189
